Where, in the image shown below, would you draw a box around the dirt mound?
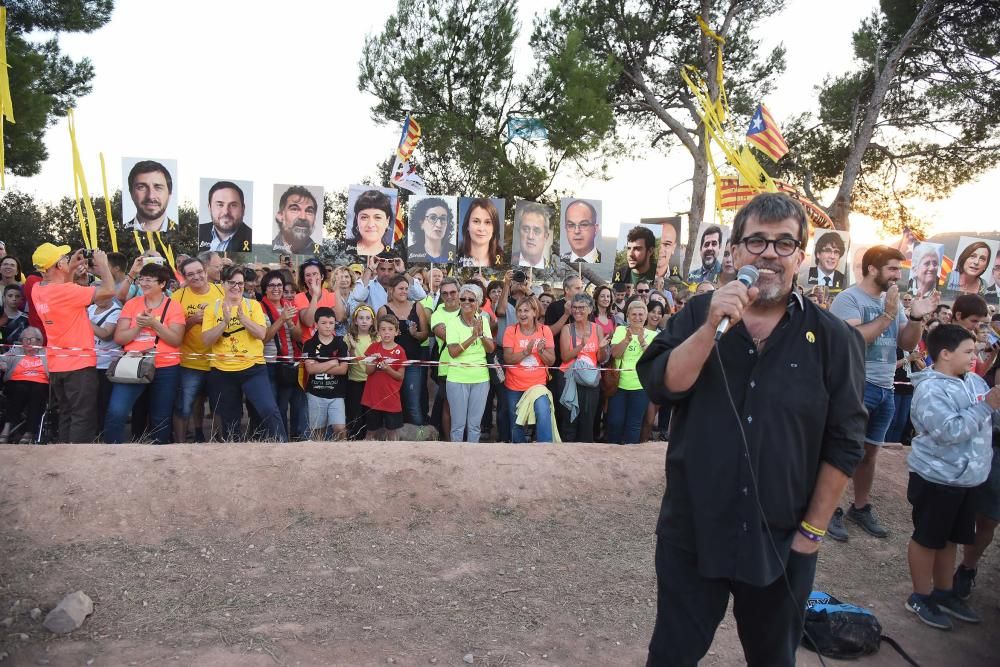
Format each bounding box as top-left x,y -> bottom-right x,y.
0,442 -> 997,666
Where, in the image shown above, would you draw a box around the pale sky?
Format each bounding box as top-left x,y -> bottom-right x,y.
5,0 -> 994,248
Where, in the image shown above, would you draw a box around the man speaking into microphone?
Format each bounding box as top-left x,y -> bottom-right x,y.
637,193 -> 866,666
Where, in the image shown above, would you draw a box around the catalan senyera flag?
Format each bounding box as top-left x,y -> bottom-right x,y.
718,178 -> 756,209
746,104 -> 788,162
396,113 -> 421,161
393,199 -> 405,244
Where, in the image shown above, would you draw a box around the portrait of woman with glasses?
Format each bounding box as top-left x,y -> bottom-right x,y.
407,196 -> 457,264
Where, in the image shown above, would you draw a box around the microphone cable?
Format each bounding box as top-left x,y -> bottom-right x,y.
713,342 -> 831,667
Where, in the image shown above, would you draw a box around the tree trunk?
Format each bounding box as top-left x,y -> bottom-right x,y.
827,0 -> 939,231
684,136 -> 709,278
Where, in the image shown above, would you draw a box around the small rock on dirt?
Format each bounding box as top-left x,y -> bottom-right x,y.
43,591 -> 93,634
29,608 -> 42,621
463,653 -> 474,664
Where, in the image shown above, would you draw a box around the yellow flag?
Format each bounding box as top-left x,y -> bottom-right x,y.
0,7 -> 16,189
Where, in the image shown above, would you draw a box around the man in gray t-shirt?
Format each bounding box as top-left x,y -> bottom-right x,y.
827,245 -> 938,541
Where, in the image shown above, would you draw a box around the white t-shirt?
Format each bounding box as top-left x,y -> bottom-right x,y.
87,304 -> 123,370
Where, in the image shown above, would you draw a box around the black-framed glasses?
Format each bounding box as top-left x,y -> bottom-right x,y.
266,282 -> 284,289
636,288 -> 650,294
459,297 -> 477,303
225,280 -> 245,288
740,236 -> 801,257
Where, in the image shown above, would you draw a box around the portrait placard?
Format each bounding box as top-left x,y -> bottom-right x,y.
456,197 -> 506,268
907,242 -> 944,297
944,236 -> 1000,297
121,157 -> 179,236
800,229 -> 850,293
407,195 -> 458,264
686,223 -> 731,284
271,184 -> 324,256
345,185 -> 398,257
558,198 -> 602,264
511,201 -> 554,270
198,178 -> 254,254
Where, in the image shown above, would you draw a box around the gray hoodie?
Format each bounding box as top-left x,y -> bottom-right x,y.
909,368 -> 998,487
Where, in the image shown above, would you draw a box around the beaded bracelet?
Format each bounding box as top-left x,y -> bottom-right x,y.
797,526 -> 823,543
800,520 -> 826,537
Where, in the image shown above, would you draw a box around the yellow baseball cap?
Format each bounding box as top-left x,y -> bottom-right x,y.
349,263 -> 363,274
32,243 -> 71,271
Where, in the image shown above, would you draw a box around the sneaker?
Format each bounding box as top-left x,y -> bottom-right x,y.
953,565 -> 977,601
826,508 -> 848,542
905,594 -> 952,630
933,591 -> 981,623
846,503 -> 889,538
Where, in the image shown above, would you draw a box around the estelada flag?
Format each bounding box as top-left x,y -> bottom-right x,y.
393,199 -> 405,244
746,104 -> 788,162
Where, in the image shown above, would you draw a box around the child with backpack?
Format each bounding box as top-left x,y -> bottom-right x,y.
905,324 -> 1000,629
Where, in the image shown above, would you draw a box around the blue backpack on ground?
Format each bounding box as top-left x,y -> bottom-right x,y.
802,591 -> 919,665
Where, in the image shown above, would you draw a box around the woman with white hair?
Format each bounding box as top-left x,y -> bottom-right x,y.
908,244 -> 941,298
445,283 -> 495,442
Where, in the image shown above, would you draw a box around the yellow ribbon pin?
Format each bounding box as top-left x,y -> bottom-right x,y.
806,331 -> 816,344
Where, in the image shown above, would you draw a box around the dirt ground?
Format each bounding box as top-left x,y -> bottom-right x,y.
0,442 -> 996,667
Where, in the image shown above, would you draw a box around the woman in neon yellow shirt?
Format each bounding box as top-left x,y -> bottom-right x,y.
608,300 -> 651,444
445,283 -> 494,442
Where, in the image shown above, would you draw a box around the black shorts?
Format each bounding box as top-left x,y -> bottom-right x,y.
908,472 -> 976,549
366,409 -> 403,432
970,445 -> 1000,522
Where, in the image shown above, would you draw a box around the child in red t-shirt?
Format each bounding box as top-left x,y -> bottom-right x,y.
361,314 -> 407,440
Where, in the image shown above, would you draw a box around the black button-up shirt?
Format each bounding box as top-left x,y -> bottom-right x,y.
637,292 -> 866,586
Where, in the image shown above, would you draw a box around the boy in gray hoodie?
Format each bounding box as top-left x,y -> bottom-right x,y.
905,324 -> 1000,630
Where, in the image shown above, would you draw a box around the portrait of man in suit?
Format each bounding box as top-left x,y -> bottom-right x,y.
512,202 -> 553,269
806,231 -> 847,290
198,180 -> 253,253
559,198 -> 601,263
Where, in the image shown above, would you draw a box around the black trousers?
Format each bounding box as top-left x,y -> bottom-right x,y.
49,368 -> 98,443
647,537 -> 816,667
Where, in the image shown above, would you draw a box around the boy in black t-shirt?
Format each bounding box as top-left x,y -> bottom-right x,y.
302,307 -> 348,440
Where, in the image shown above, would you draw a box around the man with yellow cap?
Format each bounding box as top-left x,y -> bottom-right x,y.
29,244 -> 116,443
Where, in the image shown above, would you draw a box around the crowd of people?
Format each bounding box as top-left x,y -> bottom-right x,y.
0,242 -> 697,447
2,192 -> 999,660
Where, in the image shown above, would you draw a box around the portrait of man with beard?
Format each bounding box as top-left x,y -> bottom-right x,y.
198,179 -> 254,254
688,223 -> 729,284
122,158 -> 179,234
271,184 -> 324,255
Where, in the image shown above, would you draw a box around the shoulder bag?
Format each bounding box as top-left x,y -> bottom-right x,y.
107,299 -> 170,384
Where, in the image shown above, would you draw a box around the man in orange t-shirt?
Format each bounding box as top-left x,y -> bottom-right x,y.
29,243 -> 117,443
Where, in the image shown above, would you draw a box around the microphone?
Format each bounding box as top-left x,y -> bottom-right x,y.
714,265 -> 760,341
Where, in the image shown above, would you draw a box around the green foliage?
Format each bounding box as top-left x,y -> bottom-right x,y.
358,0 -> 620,210
2,1 -> 113,178
531,0 -> 786,273
780,0 -> 1000,230
0,188 -> 201,268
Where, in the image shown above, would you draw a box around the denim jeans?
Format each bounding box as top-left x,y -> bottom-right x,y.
266,363 -> 309,440
607,388 -> 650,444
506,388 -> 554,443
208,365 -> 287,442
402,364 -> 426,426
105,364 -> 180,444
885,391 -> 913,444
863,381 -> 895,445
